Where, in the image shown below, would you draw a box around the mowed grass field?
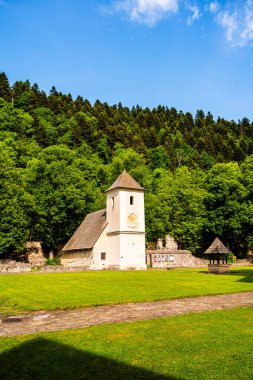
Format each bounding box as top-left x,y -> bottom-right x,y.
0,267 -> 252,315
0,307 -> 252,379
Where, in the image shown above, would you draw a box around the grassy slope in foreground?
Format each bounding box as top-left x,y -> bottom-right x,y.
0,307 -> 252,380
0,267 -> 252,315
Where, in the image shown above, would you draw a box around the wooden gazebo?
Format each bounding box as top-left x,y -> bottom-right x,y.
204,238 -> 231,274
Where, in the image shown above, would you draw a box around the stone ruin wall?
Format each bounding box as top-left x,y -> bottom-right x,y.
25,241 -> 46,267
146,235 -> 208,268
231,259 -> 253,266
146,250 -> 208,268
0,241 -> 46,273
0,260 -> 31,273
156,235 -> 179,250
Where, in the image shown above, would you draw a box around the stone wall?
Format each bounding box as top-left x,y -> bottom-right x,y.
25,241 -> 46,267
165,235 -> 178,250
231,259 -> 253,266
38,265 -> 90,272
156,235 -> 178,250
208,264 -> 230,274
0,260 -> 31,273
61,249 -> 95,268
146,250 -> 208,268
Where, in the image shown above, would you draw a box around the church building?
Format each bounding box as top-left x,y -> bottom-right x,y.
61,170 -> 147,270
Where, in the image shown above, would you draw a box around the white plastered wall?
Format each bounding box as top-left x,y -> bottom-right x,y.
106,234 -> 120,268
106,187 -> 146,270
119,233 -> 146,269
92,225 -> 109,269
106,189 -> 145,233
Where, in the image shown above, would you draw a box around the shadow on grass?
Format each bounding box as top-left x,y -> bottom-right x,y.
0,337 -> 181,380
199,268 -> 253,283
229,268 -> 253,283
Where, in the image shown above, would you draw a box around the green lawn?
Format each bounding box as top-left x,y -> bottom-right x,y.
0,307 -> 252,379
0,267 -> 252,315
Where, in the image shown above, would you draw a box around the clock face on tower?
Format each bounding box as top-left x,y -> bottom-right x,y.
127,213 -> 138,228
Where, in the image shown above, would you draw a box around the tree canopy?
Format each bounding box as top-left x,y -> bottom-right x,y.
0,71 -> 252,257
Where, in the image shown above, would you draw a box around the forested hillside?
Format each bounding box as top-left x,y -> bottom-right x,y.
0,71 -> 253,258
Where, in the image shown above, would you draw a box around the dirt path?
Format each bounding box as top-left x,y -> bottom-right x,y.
1,292 -> 252,337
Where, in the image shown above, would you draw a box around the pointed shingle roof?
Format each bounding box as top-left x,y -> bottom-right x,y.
204,238 -> 230,255
62,209 -> 107,251
106,170 -> 144,192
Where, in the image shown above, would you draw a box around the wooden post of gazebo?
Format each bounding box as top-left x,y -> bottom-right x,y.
204,238 -> 230,274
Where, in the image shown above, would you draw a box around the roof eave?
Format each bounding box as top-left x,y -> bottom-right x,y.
105,186 -> 145,193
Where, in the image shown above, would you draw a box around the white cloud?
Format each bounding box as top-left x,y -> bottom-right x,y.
114,0 -> 179,26
187,5 -> 201,25
240,0 -> 253,45
216,10 -> 238,41
110,0 -> 253,46
215,0 -> 253,46
209,1 -> 219,13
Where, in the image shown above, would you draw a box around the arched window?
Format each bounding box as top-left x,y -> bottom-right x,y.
112,197 -> 114,208
130,196 -> 134,205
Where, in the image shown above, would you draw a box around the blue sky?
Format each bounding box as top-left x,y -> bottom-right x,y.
1,0 -> 253,121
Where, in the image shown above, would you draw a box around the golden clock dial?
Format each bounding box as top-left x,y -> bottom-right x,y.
127,213 -> 138,227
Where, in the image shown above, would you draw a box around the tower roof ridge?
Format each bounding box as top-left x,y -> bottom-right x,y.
106,170 -> 144,192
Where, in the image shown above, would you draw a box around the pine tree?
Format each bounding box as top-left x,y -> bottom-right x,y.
0,72 -> 12,102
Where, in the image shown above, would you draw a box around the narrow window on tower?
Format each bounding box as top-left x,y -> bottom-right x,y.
130,196 -> 134,205
112,197 -> 114,208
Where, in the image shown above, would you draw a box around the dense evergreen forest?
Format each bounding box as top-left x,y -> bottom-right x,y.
0,71 -> 253,258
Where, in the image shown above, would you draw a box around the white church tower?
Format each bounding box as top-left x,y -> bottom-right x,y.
106,170 -> 146,270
